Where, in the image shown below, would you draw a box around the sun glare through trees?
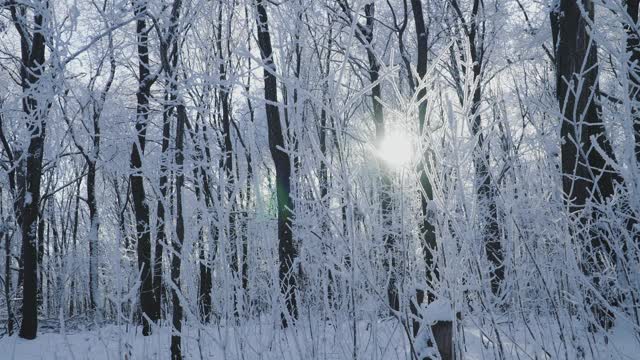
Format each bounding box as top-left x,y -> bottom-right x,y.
0,0 -> 639,359
377,129 -> 416,169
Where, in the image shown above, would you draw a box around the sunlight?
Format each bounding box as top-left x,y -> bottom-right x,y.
376,129 -> 416,169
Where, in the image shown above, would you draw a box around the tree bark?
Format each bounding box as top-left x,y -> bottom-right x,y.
410,0 -> 438,302
85,38 -> 114,316
551,0 -> 622,328
193,124 -> 214,322
254,0 -> 299,327
338,0 -> 400,314
450,0 -> 504,296
130,0 -> 157,336
10,0 -> 49,340
625,0 -> 640,161
170,104 -> 186,360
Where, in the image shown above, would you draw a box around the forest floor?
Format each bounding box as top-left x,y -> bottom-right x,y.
0,317 -> 638,359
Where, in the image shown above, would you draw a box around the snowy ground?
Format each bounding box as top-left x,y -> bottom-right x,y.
0,318 -> 638,359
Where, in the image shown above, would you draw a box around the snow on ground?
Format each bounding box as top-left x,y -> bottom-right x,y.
0,318 -> 638,359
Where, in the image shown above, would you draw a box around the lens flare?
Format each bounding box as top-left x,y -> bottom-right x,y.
377,130 -> 415,169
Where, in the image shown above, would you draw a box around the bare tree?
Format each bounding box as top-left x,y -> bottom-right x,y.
8,0 -> 50,340
551,0 -> 622,329
449,0 -> 504,296
254,0 -> 299,326
625,0 -> 640,160
130,0 -> 158,336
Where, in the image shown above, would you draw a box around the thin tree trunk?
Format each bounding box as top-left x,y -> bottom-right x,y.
0,110 -> 21,336
170,104 -> 186,359
193,124 -> 213,322
153,88 -> 170,323
360,2 -> 399,313
85,42 -> 113,316
2,194 -> 13,335
450,0 -> 504,296
69,176 -> 82,316
87,160 -> 98,312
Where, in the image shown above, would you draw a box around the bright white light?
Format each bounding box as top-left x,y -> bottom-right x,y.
377,130 -> 416,169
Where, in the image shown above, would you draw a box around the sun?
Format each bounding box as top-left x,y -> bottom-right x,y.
376,130 -> 416,169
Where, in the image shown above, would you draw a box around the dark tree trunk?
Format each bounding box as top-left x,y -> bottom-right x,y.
625,0 -> 640,161
410,0 -> 438,302
130,0 -> 157,336
468,2 -> 504,297
87,160 -> 98,311
337,0 -> 399,313
193,130 -> 213,322
170,105 -> 186,360
2,213 -> 13,335
450,0 -> 504,295
86,126 -> 102,314
10,1 -> 48,340
15,151 -> 26,293
409,4 -> 451,355
551,0 -> 622,328
217,25 -> 238,315
363,3 -> 400,314
36,206 -> 45,311
69,177 -> 82,316
254,0 -> 299,327
471,91 -> 504,297
19,86 -> 46,341
319,90 -> 333,306
153,89 -> 171,324
155,0 -> 184,325
0,108 -> 23,336
85,42 -> 113,316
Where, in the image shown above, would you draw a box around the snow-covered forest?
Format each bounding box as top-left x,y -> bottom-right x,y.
0,0 -> 640,358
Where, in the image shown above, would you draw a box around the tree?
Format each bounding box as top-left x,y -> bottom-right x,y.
551,0 -> 622,328
64,33 -> 116,315
337,0 -> 400,314
254,0 -> 299,326
449,0 -> 504,296
8,0 -> 50,340
130,0 -> 158,336
0,98 -> 25,337
410,0 -> 438,305
625,0 -> 640,161
170,104 -> 186,359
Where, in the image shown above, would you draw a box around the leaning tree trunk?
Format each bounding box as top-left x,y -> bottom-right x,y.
551,0 -> 622,329
254,0 -> 299,327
